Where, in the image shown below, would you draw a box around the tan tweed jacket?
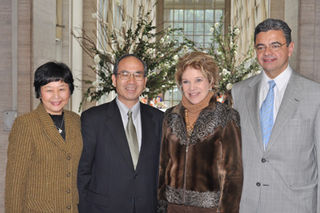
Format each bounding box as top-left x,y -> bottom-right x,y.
5,103 -> 83,213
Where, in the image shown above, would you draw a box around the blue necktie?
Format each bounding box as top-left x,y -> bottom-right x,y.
260,80 -> 276,147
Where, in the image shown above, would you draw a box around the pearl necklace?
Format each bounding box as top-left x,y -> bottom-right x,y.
185,109 -> 195,136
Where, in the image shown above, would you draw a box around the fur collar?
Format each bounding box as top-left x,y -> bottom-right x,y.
165,98 -> 240,146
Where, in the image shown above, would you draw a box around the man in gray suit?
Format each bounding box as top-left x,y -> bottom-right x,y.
232,18 -> 320,213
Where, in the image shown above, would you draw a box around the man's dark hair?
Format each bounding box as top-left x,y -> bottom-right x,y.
33,61 -> 74,98
254,18 -> 292,46
113,54 -> 148,76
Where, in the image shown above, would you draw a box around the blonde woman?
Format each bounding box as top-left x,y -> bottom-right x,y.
158,52 -> 243,213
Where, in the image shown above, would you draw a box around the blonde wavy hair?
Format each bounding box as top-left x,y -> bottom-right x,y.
175,51 -> 219,90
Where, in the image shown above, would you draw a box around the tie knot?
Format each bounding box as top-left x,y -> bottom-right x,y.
127,110 -> 133,118
268,80 -> 276,89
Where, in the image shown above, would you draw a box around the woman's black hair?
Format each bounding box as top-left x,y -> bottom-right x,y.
33,61 -> 74,98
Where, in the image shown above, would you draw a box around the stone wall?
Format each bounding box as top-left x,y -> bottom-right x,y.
299,0 -> 320,82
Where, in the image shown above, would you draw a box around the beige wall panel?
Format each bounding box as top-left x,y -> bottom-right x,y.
32,0 -> 57,109
0,0 -> 12,210
315,2 -> 320,81
61,0 -> 71,66
18,0 -> 32,114
270,0 -> 284,19
0,0 -> 12,110
299,0 -> 320,82
81,0 -> 97,111
0,137 -> 9,210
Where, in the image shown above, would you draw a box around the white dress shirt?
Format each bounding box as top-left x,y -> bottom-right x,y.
116,98 -> 142,150
259,65 -> 292,122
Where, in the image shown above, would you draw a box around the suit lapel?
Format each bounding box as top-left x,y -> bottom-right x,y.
266,72 -> 302,151
105,99 -> 134,170
136,103 -> 154,171
246,74 -> 264,151
36,104 -> 68,152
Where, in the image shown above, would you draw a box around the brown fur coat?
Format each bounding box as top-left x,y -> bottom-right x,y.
158,98 -> 243,213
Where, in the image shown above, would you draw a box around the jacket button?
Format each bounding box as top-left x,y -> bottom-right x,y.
66,205 -> 71,210
261,158 -> 266,163
256,182 -> 261,187
66,155 -> 71,160
66,188 -> 71,193
66,172 -> 71,177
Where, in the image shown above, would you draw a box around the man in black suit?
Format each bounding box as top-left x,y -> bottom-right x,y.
78,54 -> 164,213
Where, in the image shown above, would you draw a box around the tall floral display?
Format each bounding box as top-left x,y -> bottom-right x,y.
76,8 -> 192,109
207,18 -> 261,104
77,7 -> 260,109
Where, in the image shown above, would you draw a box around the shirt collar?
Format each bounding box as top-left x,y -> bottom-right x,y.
116,97 -> 140,119
261,65 -> 292,91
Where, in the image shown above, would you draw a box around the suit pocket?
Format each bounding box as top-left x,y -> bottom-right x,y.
288,181 -> 317,190
85,190 -> 109,207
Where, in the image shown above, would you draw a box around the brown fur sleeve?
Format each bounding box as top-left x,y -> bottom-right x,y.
218,116 -> 243,213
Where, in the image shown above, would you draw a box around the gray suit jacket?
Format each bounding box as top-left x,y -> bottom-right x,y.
232,71 -> 320,213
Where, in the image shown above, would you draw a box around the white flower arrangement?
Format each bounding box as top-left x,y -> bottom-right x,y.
207,18 -> 261,101
75,6 -> 193,109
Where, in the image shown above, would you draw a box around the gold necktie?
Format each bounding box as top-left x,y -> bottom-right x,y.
126,110 -> 139,169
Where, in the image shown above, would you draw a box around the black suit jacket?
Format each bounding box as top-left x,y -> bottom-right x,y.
78,99 -> 163,213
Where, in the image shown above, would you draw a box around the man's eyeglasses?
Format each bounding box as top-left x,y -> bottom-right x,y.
117,71 -> 145,81
255,42 -> 287,52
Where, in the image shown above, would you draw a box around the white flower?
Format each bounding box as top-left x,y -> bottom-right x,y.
91,13 -> 98,19
145,87 -> 150,92
115,0 -> 121,6
210,27 -> 214,33
118,36 -> 125,44
244,60 -> 251,70
173,55 -> 179,61
163,71 -> 167,76
226,83 -> 233,90
234,50 -> 237,56
214,22 -> 220,28
222,68 -> 230,76
152,68 -> 161,74
142,35 -> 149,42
92,80 -> 99,87
121,21 -> 127,28
230,41 -> 234,48
243,72 -> 253,80
217,51 -> 222,55
95,64 -> 101,71
234,28 -> 240,35
94,54 -> 101,64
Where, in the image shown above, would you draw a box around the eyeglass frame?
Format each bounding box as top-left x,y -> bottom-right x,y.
255,42 -> 287,52
116,70 -> 146,81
